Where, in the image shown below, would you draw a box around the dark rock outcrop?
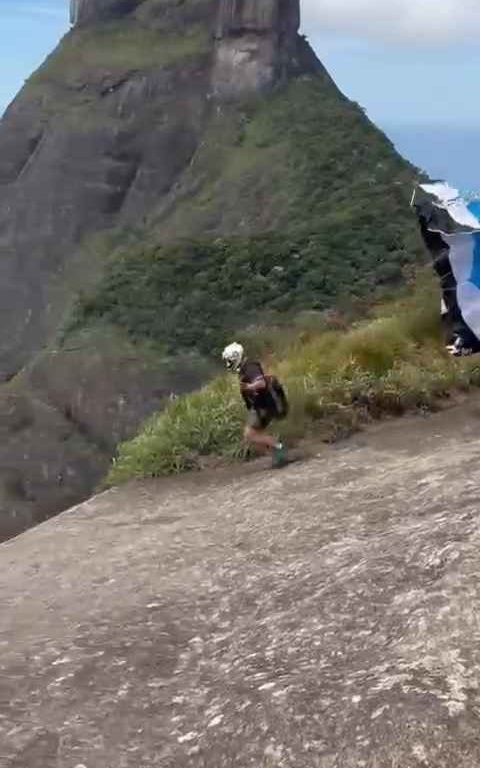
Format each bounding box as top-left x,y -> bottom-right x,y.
70,0 -> 140,25
212,0 -> 305,96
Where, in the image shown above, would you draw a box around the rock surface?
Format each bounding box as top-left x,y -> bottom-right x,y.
212,0 -> 306,97
2,399 -> 480,766
70,0 -> 139,25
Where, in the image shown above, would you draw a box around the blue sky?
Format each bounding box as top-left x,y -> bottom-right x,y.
1,0 -> 480,188
0,0 -> 68,112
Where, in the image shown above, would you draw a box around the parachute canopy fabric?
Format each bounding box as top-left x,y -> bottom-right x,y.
412,182 -> 480,234
412,181 -> 480,348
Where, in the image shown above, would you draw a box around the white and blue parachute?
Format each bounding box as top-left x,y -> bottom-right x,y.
412,181 -> 480,354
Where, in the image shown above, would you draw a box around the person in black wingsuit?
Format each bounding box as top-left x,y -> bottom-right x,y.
417,204 -> 478,355
222,342 -> 290,468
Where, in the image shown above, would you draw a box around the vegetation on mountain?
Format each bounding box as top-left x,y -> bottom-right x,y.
65,78 -> 424,355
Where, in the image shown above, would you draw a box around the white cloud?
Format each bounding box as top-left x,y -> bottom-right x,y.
301,0 -> 480,45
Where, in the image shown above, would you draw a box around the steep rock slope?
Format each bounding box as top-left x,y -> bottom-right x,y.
0,0 -> 423,540
3,400 -> 480,766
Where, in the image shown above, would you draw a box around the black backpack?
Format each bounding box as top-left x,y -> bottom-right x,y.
266,375 -> 289,420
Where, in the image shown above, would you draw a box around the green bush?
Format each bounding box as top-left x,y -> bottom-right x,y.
65,229 -> 423,357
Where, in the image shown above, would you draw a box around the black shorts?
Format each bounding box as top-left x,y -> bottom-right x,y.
246,408 -> 274,430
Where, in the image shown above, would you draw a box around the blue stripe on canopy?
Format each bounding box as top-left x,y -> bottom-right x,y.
467,201 -> 480,222
470,234 -> 480,290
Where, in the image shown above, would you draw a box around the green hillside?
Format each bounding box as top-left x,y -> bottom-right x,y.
64,77 -> 424,356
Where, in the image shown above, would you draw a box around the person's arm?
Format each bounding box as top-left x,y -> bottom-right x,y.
241,376 -> 267,394
240,362 -> 267,394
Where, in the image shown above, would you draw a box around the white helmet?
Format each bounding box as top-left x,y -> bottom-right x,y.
222,342 -> 244,372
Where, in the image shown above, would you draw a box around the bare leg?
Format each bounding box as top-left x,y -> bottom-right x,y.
244,425 -> 277,452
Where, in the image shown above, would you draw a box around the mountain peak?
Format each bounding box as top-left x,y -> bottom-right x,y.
213,0 -> 312,97
70,0 -> 138,25
69,0 -> 310,96
215,0 -> 300,36
69,0 -> 300,29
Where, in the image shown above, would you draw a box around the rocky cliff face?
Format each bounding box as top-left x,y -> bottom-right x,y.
0,0 -> 421,540
70,0 -> 140,25
212,0 -> 306,97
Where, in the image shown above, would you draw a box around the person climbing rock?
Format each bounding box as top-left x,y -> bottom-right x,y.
222,342 -> 290,468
